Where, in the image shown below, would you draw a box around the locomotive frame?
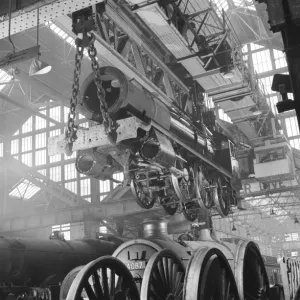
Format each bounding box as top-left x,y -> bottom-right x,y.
49,66 -> 240,220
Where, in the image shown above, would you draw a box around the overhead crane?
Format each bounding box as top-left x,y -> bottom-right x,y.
0,0 -> 287,231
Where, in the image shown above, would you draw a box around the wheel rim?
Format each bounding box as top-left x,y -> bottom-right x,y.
130,173 -> 156,209
183,247 -> 240,300
171,166 -> 196,203
214,177 -> 230,217
141,249 -> 185,300
241,243 -> 270,300
182,201 -> 199,222
194,164 -> 213,209
60,266 -> 83,300
66,256 -> 140,300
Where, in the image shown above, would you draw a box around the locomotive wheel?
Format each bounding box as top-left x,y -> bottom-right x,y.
141,249 -> 185,300
194,163 -> 214,209
66,256 -> 140,300
131,174 -> 156,209
238,242 -> 270,300
181,201 -> 199,222
171,166 -> 196,203
160,195 -> 178,215
183,247 -> 240,300
214,177 -> 230,217
60,266 -> 83,300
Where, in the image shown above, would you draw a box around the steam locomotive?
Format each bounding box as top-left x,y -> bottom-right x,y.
63,220 -> 271,300
49,66 -> 240,219
0,228 -> 282,300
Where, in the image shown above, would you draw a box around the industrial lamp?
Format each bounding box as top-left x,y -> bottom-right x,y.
29,7 -> 51,76
29,57 -> 51,76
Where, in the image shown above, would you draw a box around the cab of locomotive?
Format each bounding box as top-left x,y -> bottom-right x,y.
213,133 -> 240,180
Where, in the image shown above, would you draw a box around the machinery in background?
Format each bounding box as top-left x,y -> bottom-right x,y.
253,134 -> 295,183
49,66 -> 240,220
259,0 -> 300,130
262,255 -> 282,286
0,234 -> 123,300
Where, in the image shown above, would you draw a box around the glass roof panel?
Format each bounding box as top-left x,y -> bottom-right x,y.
9,179 -> 40,200
0,69 -> 13,92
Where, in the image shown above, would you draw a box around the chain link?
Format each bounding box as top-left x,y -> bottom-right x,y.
66,44 -> 84,146
65,31 -> 117,156
88,37 -> 117,138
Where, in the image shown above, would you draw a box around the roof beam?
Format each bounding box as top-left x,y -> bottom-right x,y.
0,0 -> 105,39
2,156 -> 88,207
0,91 -> 61,125
0,197 -> 163,233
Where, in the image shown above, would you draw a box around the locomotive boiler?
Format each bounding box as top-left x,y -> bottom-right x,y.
48,66 -> 239,219
0,235 -> 123,300
65,219 -> 270,300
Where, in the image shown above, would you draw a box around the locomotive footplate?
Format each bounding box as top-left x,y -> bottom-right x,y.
48,116 -> 151,155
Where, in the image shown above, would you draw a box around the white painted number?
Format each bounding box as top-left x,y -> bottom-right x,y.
126,261 -> 145,270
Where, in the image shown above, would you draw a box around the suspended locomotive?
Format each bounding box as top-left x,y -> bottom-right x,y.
49,66 -> 240,219
65,219 -> 271,300
0,235 -> 123,300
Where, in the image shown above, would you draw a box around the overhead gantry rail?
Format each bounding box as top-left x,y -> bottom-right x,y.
0,190 -> 164,233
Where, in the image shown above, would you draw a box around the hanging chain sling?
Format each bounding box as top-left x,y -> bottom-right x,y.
65,28 -> 117,156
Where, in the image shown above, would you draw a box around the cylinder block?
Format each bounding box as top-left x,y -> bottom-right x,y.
78,66 -> 171,129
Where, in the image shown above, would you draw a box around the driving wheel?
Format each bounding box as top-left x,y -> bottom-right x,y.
131,171 -> 156,209
171,163 -> 196,203
141,249 -> 185,300
214,177 -> 230,217
183,247 -> 240,300
66,256 -> 140,300
194,163 -> 215,209
182,201 -> 199,222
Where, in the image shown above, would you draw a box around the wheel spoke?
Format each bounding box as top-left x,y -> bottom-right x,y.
225,280 -> 231,300
151,272 -> 165,295
101,268 -> 110,298
115,275 -> 123,291
157,260 -> 167,289
109,268 -> 115,297
141,249 -> 185,300
171,262 -> 178,292
84,282 -> 97,300
174,272 -> 184,296
93,271 -> 104,299
66,257 -> 139,300
163,257 -> 170,290
149,289 -> 165,300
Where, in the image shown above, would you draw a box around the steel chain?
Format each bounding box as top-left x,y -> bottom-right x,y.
88,38 -> 117,138
65,24 -> 117,156
66,44 -> 84,145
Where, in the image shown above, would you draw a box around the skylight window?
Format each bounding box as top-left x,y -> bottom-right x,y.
0,69 -> 13,92
45,21 -> 89,57
9,179 -> 41,200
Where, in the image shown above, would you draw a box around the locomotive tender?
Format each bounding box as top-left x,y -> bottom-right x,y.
49,66 -> 240,219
